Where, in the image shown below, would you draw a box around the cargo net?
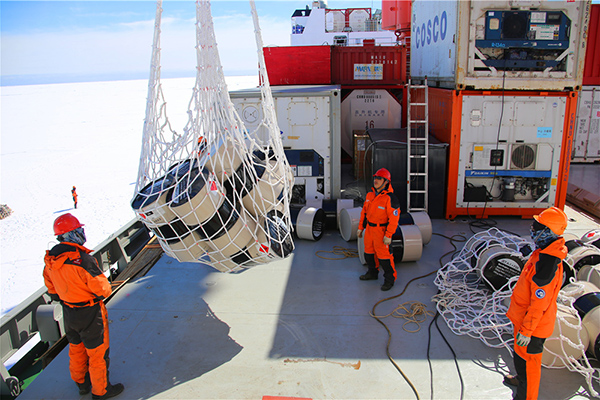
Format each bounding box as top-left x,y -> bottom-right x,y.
131,0 -> 294,273
432,228 -> 599,397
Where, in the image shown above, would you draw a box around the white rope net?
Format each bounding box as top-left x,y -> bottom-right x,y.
433,228 -> 599,397
131,0 -> 294,273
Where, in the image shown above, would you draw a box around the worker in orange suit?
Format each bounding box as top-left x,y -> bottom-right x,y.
357,168 -> 401,291
71,186 -> 78,209
505,206 -> 568,400
43,213 -> 124,400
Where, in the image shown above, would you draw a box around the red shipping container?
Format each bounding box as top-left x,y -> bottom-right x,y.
331,45 -> 407,85
263,46 -> 332,86
583,4 -> 600,86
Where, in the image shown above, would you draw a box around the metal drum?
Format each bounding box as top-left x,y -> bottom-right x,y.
293,206 -> 326,241
198,201 -> 257,259
204,137 -> 244,181
577,265 -> 600,290
542,305 -> 589,368
477,246 -> 526,291
391,224 -> 423,263
339,207 -> 362,242
399,212 -> 432,245
131,174 -> 178,228
170,161 -> 225,226
242,158 -> 287,217
574,292 -> 600,360
166,227 -> 213,263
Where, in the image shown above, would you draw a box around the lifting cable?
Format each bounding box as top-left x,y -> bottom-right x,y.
370,231 -> 468,400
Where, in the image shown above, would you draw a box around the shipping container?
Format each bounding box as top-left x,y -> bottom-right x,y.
229,85 -> 342,204
428,88 -> 578,219
340,88 -> 402,157
411,0 -> 591,91
331,45 -> 408,85
264,46 -> 332,86
572,86 -> 600,162
583,4 -> 600,86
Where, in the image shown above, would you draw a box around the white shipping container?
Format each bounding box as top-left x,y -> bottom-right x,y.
456,94 -> 568,209
340,89 -> 402,157
572,86 -> 600,162
411,0 -> 591,91
229,85 -> 342,202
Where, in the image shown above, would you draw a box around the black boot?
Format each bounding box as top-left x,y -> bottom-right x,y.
379,258 -> 395,291
92,383 -> 124,400
360,253 -> 379,280
76,373 -> 91,395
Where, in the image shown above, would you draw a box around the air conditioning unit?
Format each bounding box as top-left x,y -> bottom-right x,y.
510,143 -> 537,170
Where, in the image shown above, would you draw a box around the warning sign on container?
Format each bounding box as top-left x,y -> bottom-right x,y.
354,64 -> 383,80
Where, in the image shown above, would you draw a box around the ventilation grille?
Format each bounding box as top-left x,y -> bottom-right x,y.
510,144 -> 537,170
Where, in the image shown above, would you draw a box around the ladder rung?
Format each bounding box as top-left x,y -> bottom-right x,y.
409,103 -> 427,106
409,208 -> 428,212
409,172 -> 427,176
408,190 -> 427,194
408,85 -> 428,89
408,137 -> 427,140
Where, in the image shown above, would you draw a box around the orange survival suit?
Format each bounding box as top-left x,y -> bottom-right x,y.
43,241 -> 113,397
506,237 -> 567,400
359,180 -> 401,286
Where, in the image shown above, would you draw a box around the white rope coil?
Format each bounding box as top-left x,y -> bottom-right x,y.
132,0 -> 294,272
433,228 -> 599,397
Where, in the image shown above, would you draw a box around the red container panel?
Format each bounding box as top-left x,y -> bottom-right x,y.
583,4 -> 600,86
331,46 -> 407,85
381,0 -> 411,31
264,46 -> 332,86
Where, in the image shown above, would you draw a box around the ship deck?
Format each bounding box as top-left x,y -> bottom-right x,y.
19,164 -> 600,400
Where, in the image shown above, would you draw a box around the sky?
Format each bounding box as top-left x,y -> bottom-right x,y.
1,0 -> 382,86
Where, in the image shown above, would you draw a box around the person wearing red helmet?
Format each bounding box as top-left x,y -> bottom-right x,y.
504,206 -> 568,400
43,213 -> 124,400
357,168 -> 401,291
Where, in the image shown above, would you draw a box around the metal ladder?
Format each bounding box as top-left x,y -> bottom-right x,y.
406,77 -> 429,213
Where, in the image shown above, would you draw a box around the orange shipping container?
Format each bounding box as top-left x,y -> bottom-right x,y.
428,88 -> 578,220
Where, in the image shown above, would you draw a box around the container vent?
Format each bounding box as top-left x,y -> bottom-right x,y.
510,144 -> 537,169
502,12 -> 528,39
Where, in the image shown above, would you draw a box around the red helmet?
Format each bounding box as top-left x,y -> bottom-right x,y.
533,206 -> 567,236
53,213 -> 84,236
373,168 -> 391,181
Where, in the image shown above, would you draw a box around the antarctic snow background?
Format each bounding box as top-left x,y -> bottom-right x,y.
0,76 -> 257,316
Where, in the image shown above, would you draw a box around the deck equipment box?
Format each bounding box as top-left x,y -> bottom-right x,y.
365,128 -> 448,219
411,0 -> 591,91
428,88 -> 578,219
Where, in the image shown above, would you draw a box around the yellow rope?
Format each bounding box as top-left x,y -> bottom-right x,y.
315,246 -> 359,260
371,301 -> 434,333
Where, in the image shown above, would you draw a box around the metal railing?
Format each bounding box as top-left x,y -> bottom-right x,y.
0,218 -> 150,397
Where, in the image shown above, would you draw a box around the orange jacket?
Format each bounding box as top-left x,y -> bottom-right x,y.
43,242 -> 111,306
359,182 -> 401,239
506,238 -> 567,339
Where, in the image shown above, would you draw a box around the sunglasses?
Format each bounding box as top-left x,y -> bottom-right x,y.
373,176 -> 384,180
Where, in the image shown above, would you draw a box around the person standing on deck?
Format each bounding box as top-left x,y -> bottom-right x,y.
43,213 -> 124,400
504,206 -> 568,400
72,186 -> 78,209
357,168 -> 401,291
